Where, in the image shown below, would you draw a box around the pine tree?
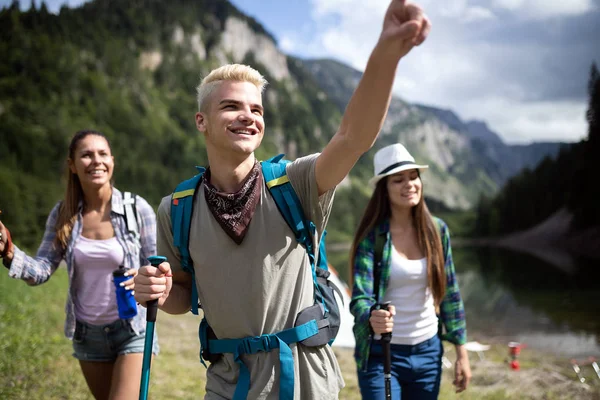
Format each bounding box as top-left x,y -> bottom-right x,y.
572,62 -> 600,229
587,62 -> 599,143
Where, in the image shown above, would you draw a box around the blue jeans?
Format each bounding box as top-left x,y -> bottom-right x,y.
72,319 -> 159,362
357,334 -> 443,400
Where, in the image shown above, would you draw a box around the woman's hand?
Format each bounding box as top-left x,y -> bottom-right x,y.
453,345 -> 472,393
0,220 -> 14,265
119,268 -> 137,291
369,304 -> 396,335
0,220 -> 8,255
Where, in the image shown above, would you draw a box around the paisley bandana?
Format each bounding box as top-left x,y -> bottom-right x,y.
203,162 -> 262,244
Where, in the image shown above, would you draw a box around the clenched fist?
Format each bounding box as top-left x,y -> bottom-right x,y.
378,0 -> 431,59
133,261 -> 173,307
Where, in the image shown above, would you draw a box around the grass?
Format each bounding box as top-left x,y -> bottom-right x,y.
2,268 -> 599,399
0,267 -> 90,399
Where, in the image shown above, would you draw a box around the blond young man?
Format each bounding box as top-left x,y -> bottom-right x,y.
134,1 -> 430,398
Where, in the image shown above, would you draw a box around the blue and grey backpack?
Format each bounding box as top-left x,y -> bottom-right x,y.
169,154 -> 343,400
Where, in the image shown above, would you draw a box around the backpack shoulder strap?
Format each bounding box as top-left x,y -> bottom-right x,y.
432,216 -> 448,256
262,155 -> 329,311
122,191 -> 139,236
373,231 -> 386,303
171,166 -> 205,315
261,155 -> 313,256
262,155 -> 330,271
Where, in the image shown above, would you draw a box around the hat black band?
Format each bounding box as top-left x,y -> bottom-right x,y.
378,161 -> 416,176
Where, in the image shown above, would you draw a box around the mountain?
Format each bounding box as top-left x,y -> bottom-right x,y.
301,59 -> 567,208
465,120 -> 504,145
0,0 -> 564,249
418,105 -> 566,181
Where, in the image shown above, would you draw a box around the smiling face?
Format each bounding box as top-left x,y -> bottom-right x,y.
196,80 -> 265,158
68,134 -> 114,190
386,169 -> 423,209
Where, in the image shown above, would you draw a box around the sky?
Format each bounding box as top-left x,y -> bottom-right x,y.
4,0 -> 600,144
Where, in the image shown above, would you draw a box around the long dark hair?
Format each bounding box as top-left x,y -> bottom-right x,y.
349,175 -> 447,306
54,130 -> 111,250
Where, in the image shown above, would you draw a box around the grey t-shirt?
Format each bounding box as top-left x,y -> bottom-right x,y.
157,154 -> 344,399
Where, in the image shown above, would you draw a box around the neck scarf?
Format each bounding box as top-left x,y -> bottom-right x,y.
203,162 -> 262,244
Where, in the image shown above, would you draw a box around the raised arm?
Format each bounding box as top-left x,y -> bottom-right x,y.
315,0 -> 430,195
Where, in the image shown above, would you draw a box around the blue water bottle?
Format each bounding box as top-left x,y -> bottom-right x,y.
113,267 -> 138,319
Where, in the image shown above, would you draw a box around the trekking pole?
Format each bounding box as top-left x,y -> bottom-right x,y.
379,301 -> 393,400
139,255 -> 167,400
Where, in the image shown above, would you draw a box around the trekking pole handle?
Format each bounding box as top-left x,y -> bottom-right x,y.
146,256 -> 167,323
378,301 -> 391,311
378,301 -> 393,340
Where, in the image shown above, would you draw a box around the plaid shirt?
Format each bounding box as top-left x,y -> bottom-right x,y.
350,217 -> 467,371
8,187 -> 157,339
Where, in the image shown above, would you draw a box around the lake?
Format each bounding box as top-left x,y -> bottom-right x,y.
330,245 -> 600,360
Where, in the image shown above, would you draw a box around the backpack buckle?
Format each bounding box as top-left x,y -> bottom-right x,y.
239,334 -> 277,355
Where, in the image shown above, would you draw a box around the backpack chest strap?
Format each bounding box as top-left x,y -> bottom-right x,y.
208,320 -> 319,400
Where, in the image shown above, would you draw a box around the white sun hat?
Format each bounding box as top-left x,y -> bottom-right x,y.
368,143 -> 429,187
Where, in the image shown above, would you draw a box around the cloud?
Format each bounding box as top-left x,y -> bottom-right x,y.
311,0 -> 387,19
438,1 -> 497,22
464,6 -> 497,22
306,0 -> 598,143
492,0 -> 596,18
279,36 -> 296,53
308,0 -> 386,68
462,97 -> 588,143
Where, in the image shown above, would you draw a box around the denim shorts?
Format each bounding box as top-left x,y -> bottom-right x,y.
72,319 -> 159,362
